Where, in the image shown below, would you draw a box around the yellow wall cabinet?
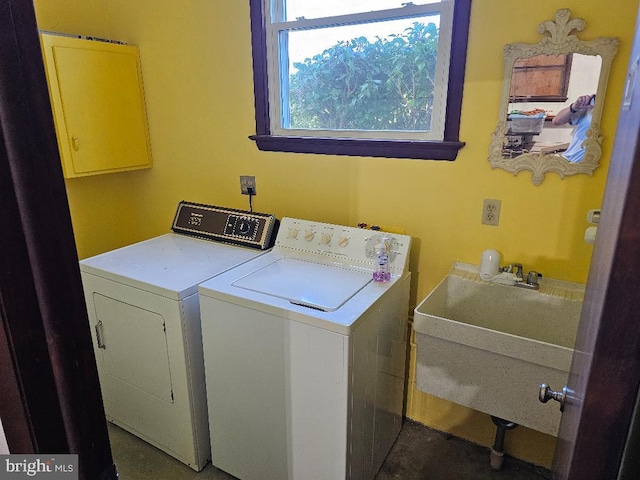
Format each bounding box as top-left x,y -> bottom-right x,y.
40,34 -> 152,178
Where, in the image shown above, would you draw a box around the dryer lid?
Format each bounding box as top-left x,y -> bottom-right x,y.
232,257 -> 371,312
80,234 -> 266,299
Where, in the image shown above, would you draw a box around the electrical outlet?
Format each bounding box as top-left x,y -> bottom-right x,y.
482,199 -> 501,226
240,175 -> 256,195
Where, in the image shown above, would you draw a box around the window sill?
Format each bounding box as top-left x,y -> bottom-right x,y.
249,134 -> 465,160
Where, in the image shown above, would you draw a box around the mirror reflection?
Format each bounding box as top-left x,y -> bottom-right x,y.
488,9 -> 619,185
503,54 -> 602,162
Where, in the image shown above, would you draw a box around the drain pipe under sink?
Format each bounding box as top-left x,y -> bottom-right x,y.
490,416 -> 518,470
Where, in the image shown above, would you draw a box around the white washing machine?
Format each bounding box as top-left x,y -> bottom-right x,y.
198,217 -> 412,480
79,201 -> 277,471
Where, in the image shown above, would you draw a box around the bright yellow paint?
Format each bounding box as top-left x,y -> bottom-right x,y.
33,0 -> 640,467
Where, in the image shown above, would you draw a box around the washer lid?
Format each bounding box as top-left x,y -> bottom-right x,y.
232,257 -> 372,312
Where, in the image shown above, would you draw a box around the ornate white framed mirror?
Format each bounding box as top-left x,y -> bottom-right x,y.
488,9 -> 619,185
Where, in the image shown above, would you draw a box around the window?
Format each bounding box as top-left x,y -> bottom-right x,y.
249,0 -> 471,160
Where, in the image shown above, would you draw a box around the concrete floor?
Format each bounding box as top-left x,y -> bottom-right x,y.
109,420 -> 551,479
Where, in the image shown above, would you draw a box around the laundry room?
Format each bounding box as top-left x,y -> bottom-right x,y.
3,0 -> 639,477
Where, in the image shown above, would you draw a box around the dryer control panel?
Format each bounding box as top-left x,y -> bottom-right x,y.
172,201 -> 278,249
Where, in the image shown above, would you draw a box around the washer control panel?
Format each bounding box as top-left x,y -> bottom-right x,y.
172,201 -> 278,249
275,217 -> 411,273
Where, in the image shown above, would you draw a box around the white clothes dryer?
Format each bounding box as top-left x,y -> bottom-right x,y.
79,201 -> 277,471
198,217 -> 412,480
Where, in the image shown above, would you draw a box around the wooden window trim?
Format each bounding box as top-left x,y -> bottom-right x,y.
248,0 -> 471,161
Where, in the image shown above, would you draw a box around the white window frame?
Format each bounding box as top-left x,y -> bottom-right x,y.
264,1 -> 455,141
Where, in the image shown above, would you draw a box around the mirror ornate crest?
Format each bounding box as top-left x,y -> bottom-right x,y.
488,9 -> 619,185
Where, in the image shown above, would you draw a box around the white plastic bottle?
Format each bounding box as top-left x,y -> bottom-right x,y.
373,243 -> 391,282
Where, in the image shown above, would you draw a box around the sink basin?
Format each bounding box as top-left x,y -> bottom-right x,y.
413,263 -> 584,436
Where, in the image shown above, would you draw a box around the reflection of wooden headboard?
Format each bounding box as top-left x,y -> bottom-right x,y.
510,54 -> 572,103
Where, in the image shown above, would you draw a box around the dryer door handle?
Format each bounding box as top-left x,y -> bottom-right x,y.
95,321 -> 106,349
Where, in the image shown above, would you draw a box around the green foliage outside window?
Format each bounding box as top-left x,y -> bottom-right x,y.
288,22 -> 439,132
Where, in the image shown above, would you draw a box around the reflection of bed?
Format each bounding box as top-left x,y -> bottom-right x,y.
530,142 -> 570,154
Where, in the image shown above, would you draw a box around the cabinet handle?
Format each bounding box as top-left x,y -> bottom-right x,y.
71,136 -> 80,151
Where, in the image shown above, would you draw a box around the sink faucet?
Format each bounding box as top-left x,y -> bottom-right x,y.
501,263 -> 540,290
480,252 -> 541,289
512,263 -> 524,281
516,269 -> 541,290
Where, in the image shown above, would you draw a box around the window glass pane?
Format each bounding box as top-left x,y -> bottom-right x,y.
284,0 -> 442,21
282,14 -> 440,133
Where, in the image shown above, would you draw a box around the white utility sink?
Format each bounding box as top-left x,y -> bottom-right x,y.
413,263 -> 584,436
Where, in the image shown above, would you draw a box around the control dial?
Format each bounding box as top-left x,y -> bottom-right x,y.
320,233 -> 332,245
288,228 -> 299,239
238,219 -> 251,234
304,231 -> 315,241
224,215 -> 260,240
338,237 -> 349,248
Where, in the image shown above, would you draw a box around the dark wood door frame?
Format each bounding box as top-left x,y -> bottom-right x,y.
0,1 -> 115,478
553,6 -> 640,479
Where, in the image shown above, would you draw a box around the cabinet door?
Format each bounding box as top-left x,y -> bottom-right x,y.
41,34 -> 152,177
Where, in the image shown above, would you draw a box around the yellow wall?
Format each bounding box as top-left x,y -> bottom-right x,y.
34,0 -> 639,468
